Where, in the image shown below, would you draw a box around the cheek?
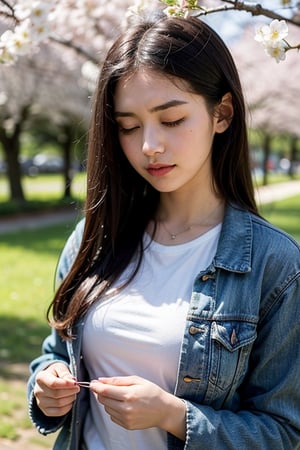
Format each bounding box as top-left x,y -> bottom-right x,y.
118,135 -> 131,158
119,138 -> 141,171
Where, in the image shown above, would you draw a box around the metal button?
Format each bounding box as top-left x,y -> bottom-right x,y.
183,376 -> 201,383
189,325 -> 205,335
201,274 -> 210,281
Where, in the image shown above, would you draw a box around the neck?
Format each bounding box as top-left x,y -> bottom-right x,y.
152,192 -> 225,245
158,188 -> 224,223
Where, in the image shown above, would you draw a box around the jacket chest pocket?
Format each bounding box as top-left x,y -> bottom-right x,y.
208,320 -> 257,395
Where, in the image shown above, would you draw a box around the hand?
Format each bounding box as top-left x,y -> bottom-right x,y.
90,375 -> 186,440
34,362 -> 79,417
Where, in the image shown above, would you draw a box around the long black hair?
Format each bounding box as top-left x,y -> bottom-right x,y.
49,14 -> 258,338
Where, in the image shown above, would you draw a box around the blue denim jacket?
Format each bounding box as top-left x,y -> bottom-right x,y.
28,203 -> 300,449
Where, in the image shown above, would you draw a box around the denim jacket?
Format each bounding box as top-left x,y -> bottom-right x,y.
28,203 -> 300,449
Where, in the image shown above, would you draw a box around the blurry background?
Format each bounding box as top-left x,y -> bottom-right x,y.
0,1 -> 299,448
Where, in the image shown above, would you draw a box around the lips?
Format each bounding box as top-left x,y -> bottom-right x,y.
146,164 -> 175,177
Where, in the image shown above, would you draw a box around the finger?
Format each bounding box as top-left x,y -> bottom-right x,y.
47,363 -> 76,382
90,381 -> 131,401
37,395 -> 76,417
34,383 -> 79,399
97,376 -> 141,387
36,369 -> 78,391
36,391 -> 77,407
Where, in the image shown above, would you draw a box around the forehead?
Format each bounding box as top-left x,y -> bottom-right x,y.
114,68 -> 191,108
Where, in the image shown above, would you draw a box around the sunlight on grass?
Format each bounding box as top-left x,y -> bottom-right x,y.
0,422 -> 19,440
0,223 -> 77,367
260,194 -> 300,243
0,223 -> 71,448
0,173 -> 86,202
0,224 -> 74,318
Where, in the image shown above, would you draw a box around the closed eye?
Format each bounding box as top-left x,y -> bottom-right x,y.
162,118 -> 185,127
118,125 -> 139,135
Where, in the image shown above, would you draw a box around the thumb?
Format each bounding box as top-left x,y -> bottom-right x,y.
49,362 -> 74,380
97,375 -> 141,386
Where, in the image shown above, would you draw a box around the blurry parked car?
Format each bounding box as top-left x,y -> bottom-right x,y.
0,160 -> 7,174
32,154 -> 64,173
20,157 -> 39,176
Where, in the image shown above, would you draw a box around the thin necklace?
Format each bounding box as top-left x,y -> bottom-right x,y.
158,201 -> 223,240
161,222 -> 193,240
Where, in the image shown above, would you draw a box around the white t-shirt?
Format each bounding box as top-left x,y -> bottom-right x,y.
82,224 -> 221,450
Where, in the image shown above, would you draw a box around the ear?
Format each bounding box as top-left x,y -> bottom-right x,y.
214,92 -> 233,134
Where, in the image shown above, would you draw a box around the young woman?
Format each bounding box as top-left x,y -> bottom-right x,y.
28,13 -> 300,450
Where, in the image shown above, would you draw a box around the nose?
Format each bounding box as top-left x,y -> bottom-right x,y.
142,126 -> 165,156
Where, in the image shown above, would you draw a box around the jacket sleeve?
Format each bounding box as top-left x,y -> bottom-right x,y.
27,219 -> 85,435
169,274 -> 300,450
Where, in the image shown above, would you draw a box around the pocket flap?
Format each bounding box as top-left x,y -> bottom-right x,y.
211,321 -> 257,352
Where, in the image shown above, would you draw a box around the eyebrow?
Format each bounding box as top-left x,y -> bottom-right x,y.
114,100 -> 188,118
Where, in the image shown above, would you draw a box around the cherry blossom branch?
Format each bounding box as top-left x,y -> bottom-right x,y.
1,0 -> 300,65
231,1 -> 300,27
160,1 -> 299,62
0,0 -> 18,22
194,1 -> 300,27
49,36 -> 99,65
285,42 -> 300,52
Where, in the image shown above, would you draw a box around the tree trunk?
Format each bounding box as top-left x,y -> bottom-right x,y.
0,126 -> 25,203
0,105 -> 30,203
262,134 -> 271,186
61,124 -> 74,198
288,136 -> 298,179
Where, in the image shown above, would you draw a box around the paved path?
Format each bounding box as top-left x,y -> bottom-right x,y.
0,208 -> 81,234
0,180 -> 300,235
254,179 -> 300,205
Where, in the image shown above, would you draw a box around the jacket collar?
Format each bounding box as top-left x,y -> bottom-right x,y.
213,203 -> 252,274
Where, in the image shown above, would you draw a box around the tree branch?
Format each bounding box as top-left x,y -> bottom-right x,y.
0,0 -> 18,22
49,36 -> 99,64
195,1 -> 300,27
286,43 -> 300,52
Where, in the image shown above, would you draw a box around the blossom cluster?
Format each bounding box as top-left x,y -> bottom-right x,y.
160,3 -> 291,63
0,0 -> 294,64
0,0 -> 131,64
0,1 -> 55,63
254,19 -> 289,63
160,0 -> 200,18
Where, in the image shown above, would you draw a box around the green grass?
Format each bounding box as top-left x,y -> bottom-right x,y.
0,222 -> 77,369
253,173 -> 300,187
0,223 -> 71,446
260,194 -> 300,243
0,173 -> 86,216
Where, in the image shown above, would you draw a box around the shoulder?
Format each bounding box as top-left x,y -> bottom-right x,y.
226,202 -> 299,254
244,210 -> 300,288
218,204 -> 300,276
250,212 -> 300,258
55,218 -> 85,286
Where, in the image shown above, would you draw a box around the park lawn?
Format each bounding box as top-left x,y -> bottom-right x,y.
0,193 -> 299,446
260,194 -> 300,243
0,222 -> 77,365
0,172 -> 86,216
0,222 -> 74,446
